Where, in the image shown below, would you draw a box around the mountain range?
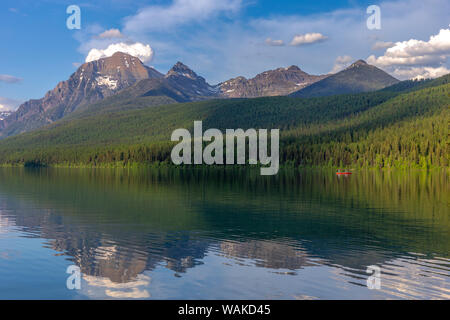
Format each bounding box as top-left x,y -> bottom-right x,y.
0,52 -> 400,138
0,52 -> 163,137
218,65 -> 327,98
0,73 -> 447,169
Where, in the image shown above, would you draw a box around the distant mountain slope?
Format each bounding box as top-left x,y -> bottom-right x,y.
68,63 -> 222,119
219,66 -> 327,98
70,78 -> 188,119
0,58 -> 221,139
0,52 -> 163,137
85,61 -> 220,104
290,60 -> 399,98
165,62 -> 218,99
0,73 -> 447,169
380,73 -> 450,93
0,90 -> 399,151
0,55 -> 431,141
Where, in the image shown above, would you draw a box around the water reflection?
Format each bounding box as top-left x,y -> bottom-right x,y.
82,274 -> 152,299
0,167 -> 448,299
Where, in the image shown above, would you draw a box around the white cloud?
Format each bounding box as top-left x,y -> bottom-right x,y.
367,28 -> 450,67
392,66 -> 450,80
290,33 -> 328,46
0,97 -> 22,111
265,38 -> 285,46
85,42 -> 154,63
124,0 -> 242,33
104,0 -> 449,84
0,74 -> 22,83
97,28 -> 124,39
367,28 -> 450,79
372,41 -> 395,50
330,55 -> 353,73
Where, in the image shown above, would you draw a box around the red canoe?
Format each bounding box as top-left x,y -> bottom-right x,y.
336,172 -> 352,175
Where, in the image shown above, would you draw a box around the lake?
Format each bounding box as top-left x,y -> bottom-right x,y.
0,167 -> 448,299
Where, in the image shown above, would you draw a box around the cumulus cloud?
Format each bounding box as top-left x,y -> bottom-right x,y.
367,28 -> 450,79
85,42 -> 154,63
124,0 -> 242,33
290,33 -> 328,46
330,55 -> 353,73
0,97 -> 22,111
265,38 -> 285,46
97,28 -> 124,39
372,41 -> 395,50
367,28 -> 450,67
391,66 -> 450,80
95,0 -> 448,83
0,74 -> 22,83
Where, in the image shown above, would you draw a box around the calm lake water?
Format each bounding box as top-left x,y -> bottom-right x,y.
0,167 -> 448,300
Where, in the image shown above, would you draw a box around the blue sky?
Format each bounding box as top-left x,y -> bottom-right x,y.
1,0 -> 449,110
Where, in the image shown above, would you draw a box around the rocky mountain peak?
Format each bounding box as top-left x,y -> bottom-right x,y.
166,62 -> 200,80
0,53 -> 163,137
348,60 -> 368,69
164,62 -> 216,98
286,65 -> 302,71
291,60 -> 399,98
77,52 -> 162,86
171,61 -> 191,71
220,66 -> 327,98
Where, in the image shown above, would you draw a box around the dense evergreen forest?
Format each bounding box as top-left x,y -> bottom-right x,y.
0,75 -> 448,169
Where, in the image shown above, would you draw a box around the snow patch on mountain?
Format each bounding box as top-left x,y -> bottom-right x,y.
95,76 -> 118,90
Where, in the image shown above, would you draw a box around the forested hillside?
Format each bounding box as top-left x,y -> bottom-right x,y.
0,75 -> 448,169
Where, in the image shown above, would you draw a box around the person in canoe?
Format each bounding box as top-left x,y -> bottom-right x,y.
336,169 -> 352,175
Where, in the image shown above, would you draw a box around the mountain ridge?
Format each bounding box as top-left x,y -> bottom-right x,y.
0,73 -> 447,169
290,59 -> 399,98
0,55 -> 400,139
0,52 -> 163,137
219,65 -> 328,98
